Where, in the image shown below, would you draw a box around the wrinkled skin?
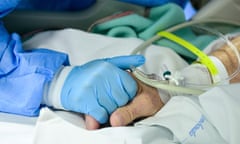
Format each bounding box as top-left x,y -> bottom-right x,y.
211,36 -> 240,83
84,73 -> 164,130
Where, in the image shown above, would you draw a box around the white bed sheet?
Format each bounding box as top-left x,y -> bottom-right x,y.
2,29 -> 240,144
0,112 -> 36,144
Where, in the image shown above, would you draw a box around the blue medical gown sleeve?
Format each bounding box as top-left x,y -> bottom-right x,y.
0,23 -> 69,116
17,0 -> 96,11
0,0 -> 20,17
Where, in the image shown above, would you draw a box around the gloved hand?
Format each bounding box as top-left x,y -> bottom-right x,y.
47,55 -> 145,124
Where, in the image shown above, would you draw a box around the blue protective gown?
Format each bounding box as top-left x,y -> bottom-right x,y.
0,0 -> 69,116
16,0 -> 96,11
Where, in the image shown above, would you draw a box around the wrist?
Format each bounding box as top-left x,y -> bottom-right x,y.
210,36 -> 240,83
42,66 -> 74,109
208,56 -> 229,84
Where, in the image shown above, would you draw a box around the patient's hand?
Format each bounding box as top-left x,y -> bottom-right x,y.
110,77 -> 164,127
84,75 -> 164,130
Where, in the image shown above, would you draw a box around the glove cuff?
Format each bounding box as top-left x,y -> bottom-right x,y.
43,66 -> 74,109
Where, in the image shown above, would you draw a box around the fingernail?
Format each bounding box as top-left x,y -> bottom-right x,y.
110,112 -> 124,127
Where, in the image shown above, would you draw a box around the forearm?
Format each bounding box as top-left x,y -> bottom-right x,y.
210,36 -> 240,83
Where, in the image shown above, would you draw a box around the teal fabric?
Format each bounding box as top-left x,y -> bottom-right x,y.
92,3 -> 184,39
91,3 -> 217,61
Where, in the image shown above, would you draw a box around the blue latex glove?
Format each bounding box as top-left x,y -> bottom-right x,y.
119,0 -> 188,8
61,55 -> 145,124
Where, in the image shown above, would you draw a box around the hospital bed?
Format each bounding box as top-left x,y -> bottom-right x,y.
1,0 -> 240,144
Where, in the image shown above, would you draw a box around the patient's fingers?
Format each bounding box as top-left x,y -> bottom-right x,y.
110,79 -> 164,127
85,115 -> 100,130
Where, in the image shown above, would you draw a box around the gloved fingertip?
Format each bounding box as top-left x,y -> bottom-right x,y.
11,33 -> 21,41
132,54 -> 145,66
103,55 -> 145,69
88,109 -> 109,124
